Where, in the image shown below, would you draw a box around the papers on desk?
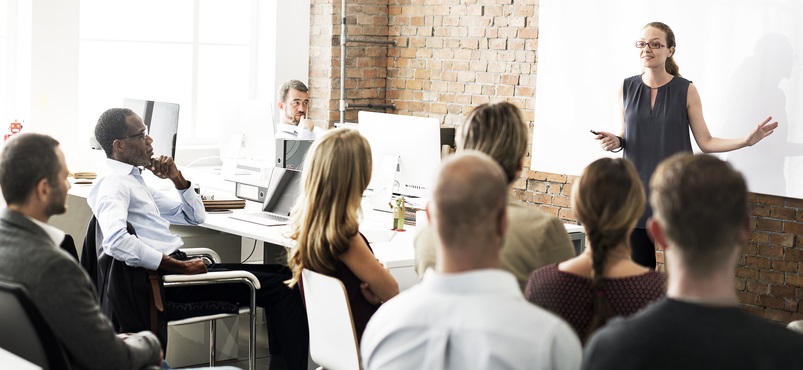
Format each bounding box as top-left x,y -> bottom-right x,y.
361,228 -> 397,243
203,198 -> 246,211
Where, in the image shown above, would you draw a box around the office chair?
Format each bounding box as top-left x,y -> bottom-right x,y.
0,279 -> 72,370
301,269 -> 361,370
81,217 -> 260,370
164,248 -> 260,369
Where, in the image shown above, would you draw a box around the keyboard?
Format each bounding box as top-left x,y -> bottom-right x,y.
246,212 -> 289,222
229,211 -> 290,227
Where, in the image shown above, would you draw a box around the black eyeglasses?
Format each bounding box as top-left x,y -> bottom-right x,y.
119,132 -> 148,141
635,41 -> 667,49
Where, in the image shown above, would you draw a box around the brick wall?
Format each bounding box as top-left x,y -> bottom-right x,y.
309,0 -> 390,127
307,0 -> 803,324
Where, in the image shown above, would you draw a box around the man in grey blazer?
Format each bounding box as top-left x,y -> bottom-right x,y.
0,133 -> 162,369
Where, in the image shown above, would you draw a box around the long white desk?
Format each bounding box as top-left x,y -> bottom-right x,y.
199,196 -> 420,288
63,167 -> 584,289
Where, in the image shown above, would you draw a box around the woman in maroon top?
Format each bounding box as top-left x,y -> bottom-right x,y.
525,158 -> 666,343
285,128 -> 399,342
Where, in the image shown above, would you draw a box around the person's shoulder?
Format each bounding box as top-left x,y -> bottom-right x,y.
363,287 -> 426,337
507,200 -> 562,229
623,74 -> 642,84
515,294 -> 574,327
513,300 -> 580,345
528,263 -> 561,283
591,298 -> 669,338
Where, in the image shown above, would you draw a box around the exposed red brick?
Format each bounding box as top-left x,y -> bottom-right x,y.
769,233 -> 795,248
758,194 -> 785,206
758,270 -> 784,285
552,195 -> 571,207
785,299 -> 798,312
746,280 -> 769,294
757,218 -> 782,232
750,204 -> 770,217
758,295 -> 785,310
770,284 -> 796,298
547,184 -> 562,195
764,308 -> 790,323
772,260 -> 799,273
745,256 -> 771,269
749,231 -> 769,244
736,267 -> 759,280
737,291 -> 758,305
558,208 -> 575,223
788,275 -> 803,288
545,173 -> 567,183
770,206 -> 796,220
757,245 -> 783,259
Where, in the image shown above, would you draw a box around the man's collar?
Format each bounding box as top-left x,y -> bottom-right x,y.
104,157 -> 140,176
25,215 -> 65,247
421,268 -> 521,297
277,122 -> 300,134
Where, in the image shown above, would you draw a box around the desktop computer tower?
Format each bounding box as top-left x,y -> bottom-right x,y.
275,139 -> 314,170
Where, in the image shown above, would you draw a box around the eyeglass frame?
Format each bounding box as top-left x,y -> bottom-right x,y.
635,41 -> 667,49
118,131 -> 148,141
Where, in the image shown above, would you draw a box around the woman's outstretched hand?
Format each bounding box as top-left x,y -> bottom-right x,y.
745,116 -> 778,147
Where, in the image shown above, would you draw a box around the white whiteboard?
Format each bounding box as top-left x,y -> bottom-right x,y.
532,0 -> 803,198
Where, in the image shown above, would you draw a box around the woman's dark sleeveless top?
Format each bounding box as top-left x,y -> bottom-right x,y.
333,232 -> 380,343
623,75 -> 693,227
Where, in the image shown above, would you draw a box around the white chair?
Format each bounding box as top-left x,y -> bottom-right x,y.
164,248 -> 261,370
301,269 -> 361,370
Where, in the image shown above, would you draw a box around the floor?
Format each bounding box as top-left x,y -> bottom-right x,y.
177,308 -> 286,370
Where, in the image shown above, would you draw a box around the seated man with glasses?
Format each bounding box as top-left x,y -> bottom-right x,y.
88,108 -> 310,370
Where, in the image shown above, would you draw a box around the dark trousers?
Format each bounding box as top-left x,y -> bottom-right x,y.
630,228 -> 657,269
166,263 -> 309,370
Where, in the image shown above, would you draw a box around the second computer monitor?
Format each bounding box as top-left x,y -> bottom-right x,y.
358,111 -> 441,199
123,99 -> 180,160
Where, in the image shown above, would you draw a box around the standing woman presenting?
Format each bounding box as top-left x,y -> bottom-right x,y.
595,21 -> 777,269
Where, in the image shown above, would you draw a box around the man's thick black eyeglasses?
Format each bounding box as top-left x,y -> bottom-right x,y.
635,41 -> 667,49
119,132 -> 147,141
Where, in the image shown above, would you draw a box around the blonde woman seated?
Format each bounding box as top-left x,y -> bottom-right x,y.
525,158 -> 666,343
414,102 -> 575,291
286,128 -> 399,342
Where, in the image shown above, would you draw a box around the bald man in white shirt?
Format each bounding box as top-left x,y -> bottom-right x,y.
361,151 -> 582,370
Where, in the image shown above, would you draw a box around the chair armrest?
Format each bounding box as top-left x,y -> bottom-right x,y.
181,248 -> 222,263
163,271 -> 261,290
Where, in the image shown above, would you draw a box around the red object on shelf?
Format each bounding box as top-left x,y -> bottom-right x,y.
4,120 -> 23,142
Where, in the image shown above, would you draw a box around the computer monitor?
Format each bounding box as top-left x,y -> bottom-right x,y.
123,99 -> 180,160
213,100 -> 275,179
358,111 -> 441,199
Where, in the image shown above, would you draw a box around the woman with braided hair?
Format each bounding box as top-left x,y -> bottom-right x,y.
525,158 -> 665,343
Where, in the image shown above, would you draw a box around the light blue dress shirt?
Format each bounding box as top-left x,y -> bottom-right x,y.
275,122 -> 321,140
87,158 -> 206,271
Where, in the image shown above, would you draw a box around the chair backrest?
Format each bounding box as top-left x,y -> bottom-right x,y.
301,269 -> 361,370
0,279 -> 71,370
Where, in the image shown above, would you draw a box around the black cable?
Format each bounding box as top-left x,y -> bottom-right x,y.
241,239 -> 258,263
